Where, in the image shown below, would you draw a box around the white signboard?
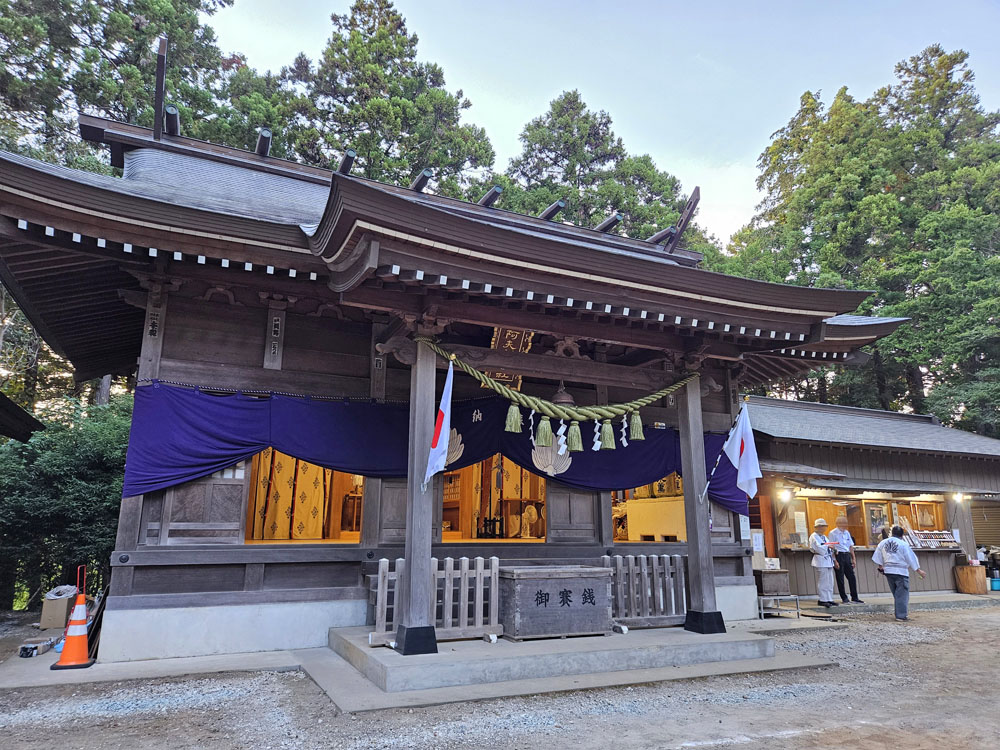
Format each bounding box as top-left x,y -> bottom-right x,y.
739,514 -> 751,539
751,530 -> 765,553
794,511 -> 808,536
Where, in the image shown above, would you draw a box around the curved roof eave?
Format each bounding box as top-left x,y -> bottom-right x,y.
310,174 -> 873,321
0,151 -> 315,260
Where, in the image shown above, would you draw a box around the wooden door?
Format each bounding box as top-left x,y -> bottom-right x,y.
160,461 -> 250,545
546,480 -> 599,544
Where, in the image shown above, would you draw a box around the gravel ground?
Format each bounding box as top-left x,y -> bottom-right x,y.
1,605 -> 998,749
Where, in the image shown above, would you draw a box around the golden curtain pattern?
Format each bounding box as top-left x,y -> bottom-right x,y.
247,449 -> 361,541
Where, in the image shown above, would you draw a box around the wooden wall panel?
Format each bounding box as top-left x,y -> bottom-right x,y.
132,564 -> 245,594
261,562 -> 361,590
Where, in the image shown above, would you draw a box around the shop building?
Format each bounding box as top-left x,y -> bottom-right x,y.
749,397 -> 1000,596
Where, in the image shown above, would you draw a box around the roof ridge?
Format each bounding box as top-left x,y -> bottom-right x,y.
746,395 -> 937,423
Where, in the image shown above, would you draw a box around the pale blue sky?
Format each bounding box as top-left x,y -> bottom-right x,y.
208,0 -> 1000,242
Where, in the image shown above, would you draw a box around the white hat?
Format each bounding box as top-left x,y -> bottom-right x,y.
813,518 -> 829,527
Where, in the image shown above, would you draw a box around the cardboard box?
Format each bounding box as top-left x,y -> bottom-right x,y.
39,596 -> 73,630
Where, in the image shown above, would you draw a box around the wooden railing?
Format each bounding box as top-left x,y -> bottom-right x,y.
368,556 -> 503,647
601,554 -> 688,628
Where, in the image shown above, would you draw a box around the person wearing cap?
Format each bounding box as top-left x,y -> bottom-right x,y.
872,525 -> 926,621
828,516 -> 864,604
808,518 -> 837,607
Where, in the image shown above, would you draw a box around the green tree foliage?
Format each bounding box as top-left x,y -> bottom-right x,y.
0,0 -> 249,159
285,0 -> 494,190
501,90 -> 716,253
716,46 -> 1000,435
0,395 -> 131,608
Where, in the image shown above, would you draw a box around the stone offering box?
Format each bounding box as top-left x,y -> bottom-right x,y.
499,565 -> 613,641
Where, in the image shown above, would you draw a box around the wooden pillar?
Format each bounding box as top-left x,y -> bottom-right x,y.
678,375 -> 726,634
361,319 -> 387,548
394,339 -> 438,655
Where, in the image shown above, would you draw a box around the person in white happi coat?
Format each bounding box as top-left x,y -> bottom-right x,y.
809,518 -> 837,607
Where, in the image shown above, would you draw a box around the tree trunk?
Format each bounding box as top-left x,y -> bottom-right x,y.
906,365 -> 927,414
95,375 -> 112,405
872,349 -> 891,411
816,372 -> 828,404
0,561 -> 16,611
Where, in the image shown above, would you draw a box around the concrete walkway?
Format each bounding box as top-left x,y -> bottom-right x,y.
0,648 -> 300,690
797,590 -> 1000,616
0,617 -> 846,710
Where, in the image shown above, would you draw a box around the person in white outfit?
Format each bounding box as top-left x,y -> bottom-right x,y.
809,518 -> 837,607
872,526 -> 926,621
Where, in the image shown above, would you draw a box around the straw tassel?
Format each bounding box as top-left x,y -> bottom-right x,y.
629,410 -> 645,441
505,403 -> 522,433
600,418 -> 616,450
567,420 -> 583,452
535,415 -> 553,447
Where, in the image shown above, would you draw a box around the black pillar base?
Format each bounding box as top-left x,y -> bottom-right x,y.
684,610 -> 727,634
394,624 -> 438,655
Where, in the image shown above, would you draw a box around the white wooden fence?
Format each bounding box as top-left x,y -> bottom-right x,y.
601,554 -> 688,628
368,556 -> 503,647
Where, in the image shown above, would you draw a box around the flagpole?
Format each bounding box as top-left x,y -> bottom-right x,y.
697,396 -> 750,505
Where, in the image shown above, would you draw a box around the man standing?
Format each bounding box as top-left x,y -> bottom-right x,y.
828,516 -> 864,604
809,518 -> 837,607
872,526 -> 926,621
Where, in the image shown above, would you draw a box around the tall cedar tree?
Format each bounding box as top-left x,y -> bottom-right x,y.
285,0 -> 494,193
501,90 -> 717,253
714,46 -> 1000,435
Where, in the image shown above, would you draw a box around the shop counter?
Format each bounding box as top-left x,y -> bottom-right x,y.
778,547 -> 959,597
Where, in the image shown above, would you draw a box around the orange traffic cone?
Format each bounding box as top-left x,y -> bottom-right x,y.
51,566 -> 94,670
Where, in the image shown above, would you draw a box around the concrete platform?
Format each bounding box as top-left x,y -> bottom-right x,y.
329,625 -> 777,692
0,629 -> 833,712
296,646 -> 833,712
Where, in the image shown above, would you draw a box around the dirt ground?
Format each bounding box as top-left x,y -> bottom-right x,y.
0,605 -> 998,750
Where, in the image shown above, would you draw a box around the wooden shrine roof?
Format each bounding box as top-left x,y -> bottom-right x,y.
0,392 -> 44,442
0,115 -> 908,383
749,396 -> 1000,459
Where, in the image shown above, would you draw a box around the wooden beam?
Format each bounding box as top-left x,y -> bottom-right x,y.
337,149 -> 356,174
409,168 -> 433,193
394,340 -> 438,654
677,375 -> 725,633
595,212 -> 622,232
255,127 -> 272,157
152,37 -> 167,141
138,286 -> 167,381
361,319 -> 388,549
477,186 -> 502,207
663,186 -> 700,254
164,105 -> 180,136
539,199 -> 565,221
378,336 -> 680,390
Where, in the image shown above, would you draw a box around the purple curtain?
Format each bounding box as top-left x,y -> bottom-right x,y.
123,382 -> 749,515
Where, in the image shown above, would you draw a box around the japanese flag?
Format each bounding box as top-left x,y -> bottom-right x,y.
423,361 -> 454,487
721,404 -> 761,499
